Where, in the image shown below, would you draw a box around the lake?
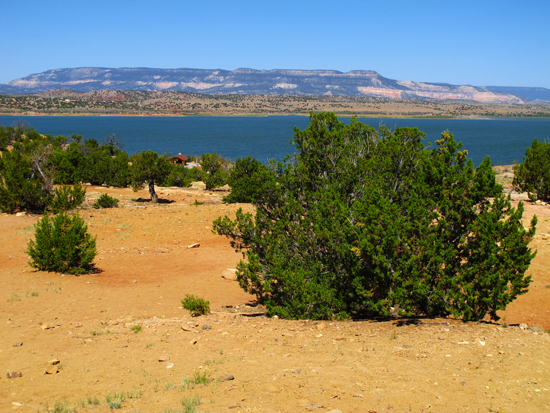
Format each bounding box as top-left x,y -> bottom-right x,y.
1,115 -> 549,166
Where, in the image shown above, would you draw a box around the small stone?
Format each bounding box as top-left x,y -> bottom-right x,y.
305,404 -> 324,410
316,322 -> 327,330
221,268 -> 237,281
41,324 -> 55,330
479,341 -> 486,346
333,336 -> 345,341
327,410 -> 343,413
519,323 -> 528,330
49,359 -> 60,365
44,366 -> 59,375
15,212 -> 27,217
12,402 -> 23,407
353,393 -> 364,398
7,371 -> 22,379
219,374 -> 235,381
457,341 -> 469,345
159,356 -> 170,362
12,342 -> 23,347
187,243 -> 200,249
190,339 -> 198,345
166,363 -> 175,369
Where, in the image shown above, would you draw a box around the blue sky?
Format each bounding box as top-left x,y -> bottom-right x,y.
1,0 -> 549,88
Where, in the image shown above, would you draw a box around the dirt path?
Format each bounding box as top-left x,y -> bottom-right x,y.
1,185 -> 549,412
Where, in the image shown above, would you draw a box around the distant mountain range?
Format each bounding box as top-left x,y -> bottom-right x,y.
1,67 -> 549,103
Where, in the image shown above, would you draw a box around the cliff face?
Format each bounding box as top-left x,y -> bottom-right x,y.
0,67 -> 528,103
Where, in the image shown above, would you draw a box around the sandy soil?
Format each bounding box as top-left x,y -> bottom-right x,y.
1,184 -> 550,413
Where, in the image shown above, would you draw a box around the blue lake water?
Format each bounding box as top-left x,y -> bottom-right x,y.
1,115 -> 549,166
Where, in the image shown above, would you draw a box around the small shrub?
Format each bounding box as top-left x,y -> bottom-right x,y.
131,325 -> 142,333
27,212 -> 97,275
93,193 -> 119,209
192,199 -> 204,206
49,183 -> 86,214
181,294 -> 210,316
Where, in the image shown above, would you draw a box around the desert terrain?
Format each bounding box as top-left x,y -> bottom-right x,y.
1,177 -> 550,412
1,90 -> 550,118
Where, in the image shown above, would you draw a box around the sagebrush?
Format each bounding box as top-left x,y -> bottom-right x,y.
181,294 -> 210,316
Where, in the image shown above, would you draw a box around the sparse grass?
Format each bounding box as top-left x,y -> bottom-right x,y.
7,294 -> 21,302
42,400 -> 77,413
181,394 -> 201,413
146,342 -> 155,348
131,325 -> 142,333
192,199 -> 204,206
201,324 -> 211,330
165,381 -> 176,391
25,290 -> 39,297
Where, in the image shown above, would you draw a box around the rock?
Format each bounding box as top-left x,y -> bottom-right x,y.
333,336 -> 345,341
305,404 -> 324,410
7,371 -> 22,379
219,374 -> 235,381
519,323 -> 528,330
44,366 -> 59,375
190,339 -> 198,345
41,323 -> 55,330
49,359 -> 60,365
159,356 -> 170,362
353,393 -> 364,398
479,341 -> 486,346
15,212 -> 27,217
327,411 -> 343,413
187,243 -> 200,249
535,200 -> 542,205
11,402 -> 23,407
221,268 -> 237,281
316,322 -> 327,330
12,342 -> 23,347
166,363 -> 175,369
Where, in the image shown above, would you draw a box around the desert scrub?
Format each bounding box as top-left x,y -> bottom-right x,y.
93,193 -> 119,209
27,212 -> 97,275
181,294 -> 210,316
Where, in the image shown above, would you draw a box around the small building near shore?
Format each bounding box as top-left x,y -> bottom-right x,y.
170,154 -> 189,165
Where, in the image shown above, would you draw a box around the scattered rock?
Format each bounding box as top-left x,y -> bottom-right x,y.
49,359 -> 60,365
221,268 -> 237,281
7,371 -> 22,379
219,374 -> 235,381
187,243 -> 200,249
159,356 -> 170,362
12,342 -> 23,347
44,366 -> 59,375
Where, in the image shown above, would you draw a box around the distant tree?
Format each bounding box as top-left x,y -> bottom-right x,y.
201,152 -> 229,190
513,139 -> 550,202
129,150 -> 172,202
223,156 -> 275,204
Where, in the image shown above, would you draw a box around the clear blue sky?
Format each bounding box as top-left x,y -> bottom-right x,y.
1,0 -> 549,88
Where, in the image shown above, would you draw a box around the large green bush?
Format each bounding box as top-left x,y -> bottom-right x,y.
214,112 -> 537,321
27,212 -> 97,275
513,139 -> 550,202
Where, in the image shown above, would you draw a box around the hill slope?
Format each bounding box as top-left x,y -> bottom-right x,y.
0,67 -> 534,103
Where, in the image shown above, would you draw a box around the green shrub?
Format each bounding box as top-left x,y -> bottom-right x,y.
49,183 -> 86,213
93,193 -> 119,209
27,212 -> 97,275
513,139 -> 550,202
214,112 -> 537,321
181,294 -> 210,316
223,156 -> 275,204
